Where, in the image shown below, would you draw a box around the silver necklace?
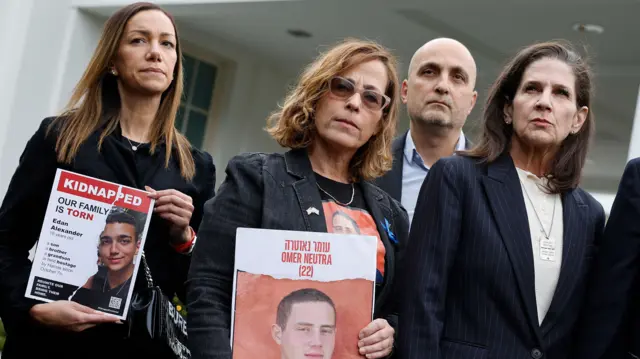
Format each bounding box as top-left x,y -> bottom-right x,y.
316,182 -> 355,206
102,274 -> 130,296
124,137 -> 139,151
519,179 -> 556,240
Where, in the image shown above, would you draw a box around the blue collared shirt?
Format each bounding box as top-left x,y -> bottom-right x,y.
401,131 -> 466,226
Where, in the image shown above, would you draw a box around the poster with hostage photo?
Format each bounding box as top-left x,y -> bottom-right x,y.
231,228 -> 378,359
25,169 -> 154,319
71,207 -> 148,315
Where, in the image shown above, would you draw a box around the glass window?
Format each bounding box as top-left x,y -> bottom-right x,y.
185,111 -> 208,149
182,55 -> 196,99
175,105 -> 185,132
192,62 -> 217,110
175,53 -> 217,149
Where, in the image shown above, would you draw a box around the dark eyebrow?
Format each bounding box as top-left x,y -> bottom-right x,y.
417,62 -> 441,74
418,62 -> 470,82
522,80 -> 569,89
363,84 -> 382,92
128,29 -> 175,38
522,80 -> 541,88
344,77 -> 383,93
450,66 -> 469,82
553,83 -> 571,92
296,322 -> 336,328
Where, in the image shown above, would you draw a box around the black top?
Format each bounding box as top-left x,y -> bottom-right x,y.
315,172 -> 367,209
0,117 -> 216,359
572,158 -> 640,359
122,137 -> 155,175
315,173 -> 386,284
71,265 -> 133,317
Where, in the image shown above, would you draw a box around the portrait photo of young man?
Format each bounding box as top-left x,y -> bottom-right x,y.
72,208 -> 144,315
271,288 -> 337,359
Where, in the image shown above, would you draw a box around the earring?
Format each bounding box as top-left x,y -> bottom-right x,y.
505,118 -> 512,124
110,68 -> 118,76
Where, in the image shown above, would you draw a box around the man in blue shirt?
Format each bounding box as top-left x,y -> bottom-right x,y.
375,38 -> 478,225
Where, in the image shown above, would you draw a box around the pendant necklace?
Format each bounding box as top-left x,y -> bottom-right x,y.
316,182 -> 355,206
125,137 -> 139,151
103,275 -> 131,296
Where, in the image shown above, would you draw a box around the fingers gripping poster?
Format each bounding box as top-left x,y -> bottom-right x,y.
231,228 -> 378,359
25,169 -> 154,319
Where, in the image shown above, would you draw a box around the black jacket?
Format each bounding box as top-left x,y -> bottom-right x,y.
397,154 -> 605,359
572,158 -> 640,359
186,148 -> 409,359
0,117 -> 215,358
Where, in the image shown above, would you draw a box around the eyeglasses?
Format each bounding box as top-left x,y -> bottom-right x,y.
328,76 -> 391,111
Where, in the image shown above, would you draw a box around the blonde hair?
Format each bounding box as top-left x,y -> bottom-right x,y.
266,38 -> 400,181
49,2 -> 196,179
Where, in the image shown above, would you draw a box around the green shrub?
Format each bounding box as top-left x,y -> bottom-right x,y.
0,318 -> 6,350
172,295 -> 187,318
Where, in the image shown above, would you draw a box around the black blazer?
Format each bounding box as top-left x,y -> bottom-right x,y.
397,154 -> 605,359
186,148 -> 409,359
0,117 -> 215,358
375,130 -> 472,202
573,158 -> 640,359
374,132 -> 407,201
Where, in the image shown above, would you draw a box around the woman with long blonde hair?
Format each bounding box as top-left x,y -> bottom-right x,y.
187,38 -> 408,359
0,2 -> 215,358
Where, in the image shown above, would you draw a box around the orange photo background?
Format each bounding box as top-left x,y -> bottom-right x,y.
323,201 -> 386,277
232,271 -> 374,359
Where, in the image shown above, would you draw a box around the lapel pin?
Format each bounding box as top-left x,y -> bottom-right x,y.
382,218 -> 398,244
306,207 -> 319,216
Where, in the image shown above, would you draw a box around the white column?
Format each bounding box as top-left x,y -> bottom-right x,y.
627,84 -> 640,162
0,0 -> 77,199
0,0 -> 35,174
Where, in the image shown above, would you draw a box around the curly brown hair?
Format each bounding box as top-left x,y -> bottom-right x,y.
266,38 -> 400,181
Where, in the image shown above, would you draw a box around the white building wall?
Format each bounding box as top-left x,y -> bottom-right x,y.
0,0 -> 625,215
0,0 -> 77,199
628,85 -> 640,162
0,0 -> 35,165
50,10 -> 105,113
176,24 -> 295,185
70,0 -> 297,7
0,0 -> 296,199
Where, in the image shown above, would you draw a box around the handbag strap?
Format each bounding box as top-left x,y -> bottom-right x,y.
141,251 -> 154,288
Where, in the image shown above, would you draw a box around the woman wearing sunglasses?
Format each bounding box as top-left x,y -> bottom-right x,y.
186,38 -> 408,359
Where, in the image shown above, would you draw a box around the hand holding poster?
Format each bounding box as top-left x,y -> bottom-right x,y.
231,228 -> 377,359
25,169 -> 154,319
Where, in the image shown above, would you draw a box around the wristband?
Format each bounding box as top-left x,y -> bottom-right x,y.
172,227 -> 196,253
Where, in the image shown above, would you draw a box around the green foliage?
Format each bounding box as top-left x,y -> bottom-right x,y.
0,318 -> 6,351
172,295 -> 188,318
